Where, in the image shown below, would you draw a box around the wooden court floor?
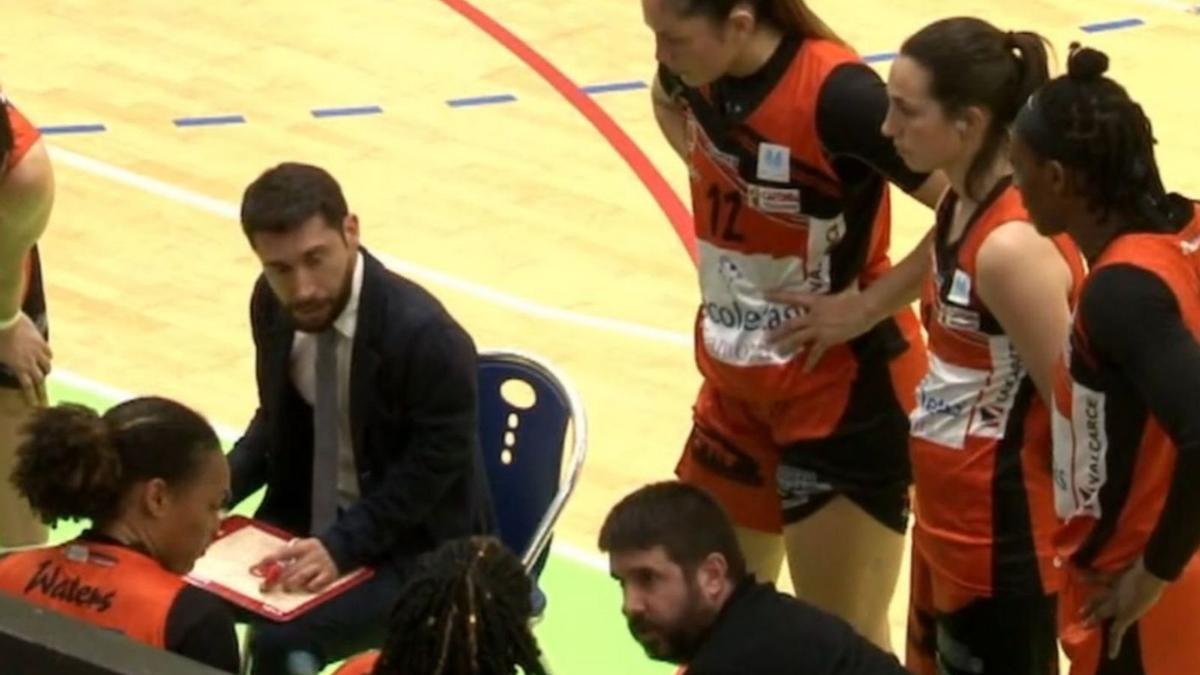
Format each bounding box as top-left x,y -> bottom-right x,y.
4,0 -> 1198,648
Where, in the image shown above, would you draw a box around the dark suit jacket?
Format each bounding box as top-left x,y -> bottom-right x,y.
228,249 -> 493,573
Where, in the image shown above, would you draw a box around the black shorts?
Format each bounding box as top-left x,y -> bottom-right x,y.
678,348 -> 914,535
778,403 -> 912,534
911,593 -> 1059,675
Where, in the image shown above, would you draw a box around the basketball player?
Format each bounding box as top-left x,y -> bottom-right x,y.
0,91 -> 54,548
877,19 -> 1081,675
643,0 -> 945,648
1011,44 -> 1200,675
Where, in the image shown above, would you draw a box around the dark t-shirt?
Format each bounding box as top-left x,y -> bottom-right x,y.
687,579 -> 907,675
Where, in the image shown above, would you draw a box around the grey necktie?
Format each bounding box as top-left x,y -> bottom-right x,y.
311,329 -> 339,534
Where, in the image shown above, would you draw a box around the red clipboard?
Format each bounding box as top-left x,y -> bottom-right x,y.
184,515 -> 374,621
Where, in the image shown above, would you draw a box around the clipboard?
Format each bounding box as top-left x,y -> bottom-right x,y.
185,515 -> 374,621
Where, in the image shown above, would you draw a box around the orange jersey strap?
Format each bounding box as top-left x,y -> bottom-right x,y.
3,97 -> 41,171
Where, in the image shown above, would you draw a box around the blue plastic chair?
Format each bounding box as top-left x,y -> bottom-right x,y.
242,349 -> 586,674
476,349 -> 588,614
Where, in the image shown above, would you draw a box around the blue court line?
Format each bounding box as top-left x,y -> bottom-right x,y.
1081,18 -> 1145,33
311,105 -> 384,118
580,80 -> 648,95
30,17 -> 1153,129
38,123 -> 107,135
447,93 -> 518,107
173,114 -> 247,127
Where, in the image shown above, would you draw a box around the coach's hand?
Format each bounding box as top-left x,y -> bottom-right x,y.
0,313 -> 51,406
258,538 -> 339,594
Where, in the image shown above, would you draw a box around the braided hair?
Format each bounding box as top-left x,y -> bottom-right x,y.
373,537 -> 547,675
1015,44 -> 1180,233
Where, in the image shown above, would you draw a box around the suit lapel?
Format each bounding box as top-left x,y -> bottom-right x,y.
350,251 -> 385,465
265,306 -> 295,412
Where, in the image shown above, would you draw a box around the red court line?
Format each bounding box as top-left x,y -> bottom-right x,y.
441,0 -> 698,263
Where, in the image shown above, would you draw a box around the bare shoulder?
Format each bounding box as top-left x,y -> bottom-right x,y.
976,219 -> 1072,292
2,139 -> 54,203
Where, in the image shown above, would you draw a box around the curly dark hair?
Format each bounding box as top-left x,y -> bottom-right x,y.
10,397 -> 220,527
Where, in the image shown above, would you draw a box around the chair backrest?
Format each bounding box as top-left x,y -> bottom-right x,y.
476,349 -> 587,572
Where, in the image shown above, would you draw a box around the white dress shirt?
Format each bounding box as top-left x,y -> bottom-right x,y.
290,252 -> 364,508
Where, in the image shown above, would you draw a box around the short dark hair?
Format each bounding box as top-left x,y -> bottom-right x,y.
11,397 -> 222,527
900,17 -> 1050,201
1,102 -> 15,168
598,481 -> 747,580
239,162 -> 348,240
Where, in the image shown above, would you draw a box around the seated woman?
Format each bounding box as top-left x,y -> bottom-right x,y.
0,396 -> 238,672
336,536 -> 548,675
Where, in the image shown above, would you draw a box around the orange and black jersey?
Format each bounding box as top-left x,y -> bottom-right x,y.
0,97 -> 48,391
658,38 -> 929,203
660,36 -> 929,409
3,94 -> 40,171
910,178 -> 1082,596
0,531 -> 239,672
1053,196 -> 1200,581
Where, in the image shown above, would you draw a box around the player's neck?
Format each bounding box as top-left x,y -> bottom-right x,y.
1074,214 -> 1126,264
726,26 -> 784,78
97,521 -> 150,554
948,152 -> 1010,212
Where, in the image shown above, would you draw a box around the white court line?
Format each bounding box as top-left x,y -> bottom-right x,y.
50,367 -> 246,442
47,145 -> 691,348
50,366 -> 611,572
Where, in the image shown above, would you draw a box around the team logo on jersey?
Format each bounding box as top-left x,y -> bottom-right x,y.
747,184 -> 801,215
1053,383 -> 1108,519
756,142 -> 791,183
939,304 -> 981,332
974,343 -> 1022,434
697,243 -> 809,366
947,269 -> 973,306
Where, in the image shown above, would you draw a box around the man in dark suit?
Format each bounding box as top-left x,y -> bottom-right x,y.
228,162 -> 492,674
